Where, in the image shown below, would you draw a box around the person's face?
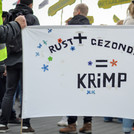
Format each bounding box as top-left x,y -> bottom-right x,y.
2,17 -> 6,22
28,3 -> 33,9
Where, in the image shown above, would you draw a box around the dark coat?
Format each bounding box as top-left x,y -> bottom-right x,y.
68,15 -> 90,25
5,4 -> 40,66
0,21 -> 21,74
0,21 -> 21,44
9,4 -> 40,26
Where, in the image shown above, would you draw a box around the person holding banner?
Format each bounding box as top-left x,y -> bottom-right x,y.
0,15 -> 26,132
0,0 -> 39,133
0,11 -> 21,125
59,3 -> 92,134
122,1 -> 134,134
0,12 -> 26,119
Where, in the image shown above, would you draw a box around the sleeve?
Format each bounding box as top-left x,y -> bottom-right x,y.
26,14 -> 40,26
32,15 -> 40,25
0,21 -> 21,43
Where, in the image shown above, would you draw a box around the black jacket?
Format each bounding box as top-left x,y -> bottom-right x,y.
0,21 -> 21,44
68,15 -> 90,25
0,21 -> 20,74
5,4 -> 40,66
8,4 -> 39,26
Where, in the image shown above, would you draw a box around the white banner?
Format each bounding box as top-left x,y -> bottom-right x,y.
22,25 -> 134,119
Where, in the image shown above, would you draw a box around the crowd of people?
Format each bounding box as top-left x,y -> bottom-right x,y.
0,0 -> 134,134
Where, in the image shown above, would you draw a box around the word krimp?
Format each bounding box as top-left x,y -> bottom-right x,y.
77,73 -> 127,88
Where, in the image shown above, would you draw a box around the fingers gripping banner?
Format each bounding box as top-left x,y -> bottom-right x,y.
22,25 -> 134,119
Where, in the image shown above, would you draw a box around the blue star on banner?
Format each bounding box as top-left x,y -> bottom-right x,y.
37,43 -> 42,48
70,46 -> 75,51
41,64 -> 49,72
87,90 -> 95,94
35,52 -> 40,56
48,29 -> 52,33
87,90 -> 90,94
88,61 -> 93,66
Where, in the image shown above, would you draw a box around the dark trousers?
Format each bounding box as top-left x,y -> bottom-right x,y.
0,63 -> 30,127
0,76 -> 6,108
68,116 -> 92,125
0,74 -> 18,119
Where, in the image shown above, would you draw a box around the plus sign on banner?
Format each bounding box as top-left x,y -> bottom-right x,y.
22,25 -> 134,119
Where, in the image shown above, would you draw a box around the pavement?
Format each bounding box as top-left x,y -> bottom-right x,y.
1,101 -> 134,134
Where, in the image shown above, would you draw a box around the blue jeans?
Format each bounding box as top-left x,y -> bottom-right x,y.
13,80 -> 22,106
123,118 -> 134,133
104,117 -> 122,123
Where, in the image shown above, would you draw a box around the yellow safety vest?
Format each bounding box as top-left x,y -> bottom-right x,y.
0,0 -> 7,62
0,44 -> 7,61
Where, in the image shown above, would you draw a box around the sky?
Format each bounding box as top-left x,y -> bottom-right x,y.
2,0 -> 130,26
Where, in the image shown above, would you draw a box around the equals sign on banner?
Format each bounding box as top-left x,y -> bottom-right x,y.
96,60 -> 108,67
